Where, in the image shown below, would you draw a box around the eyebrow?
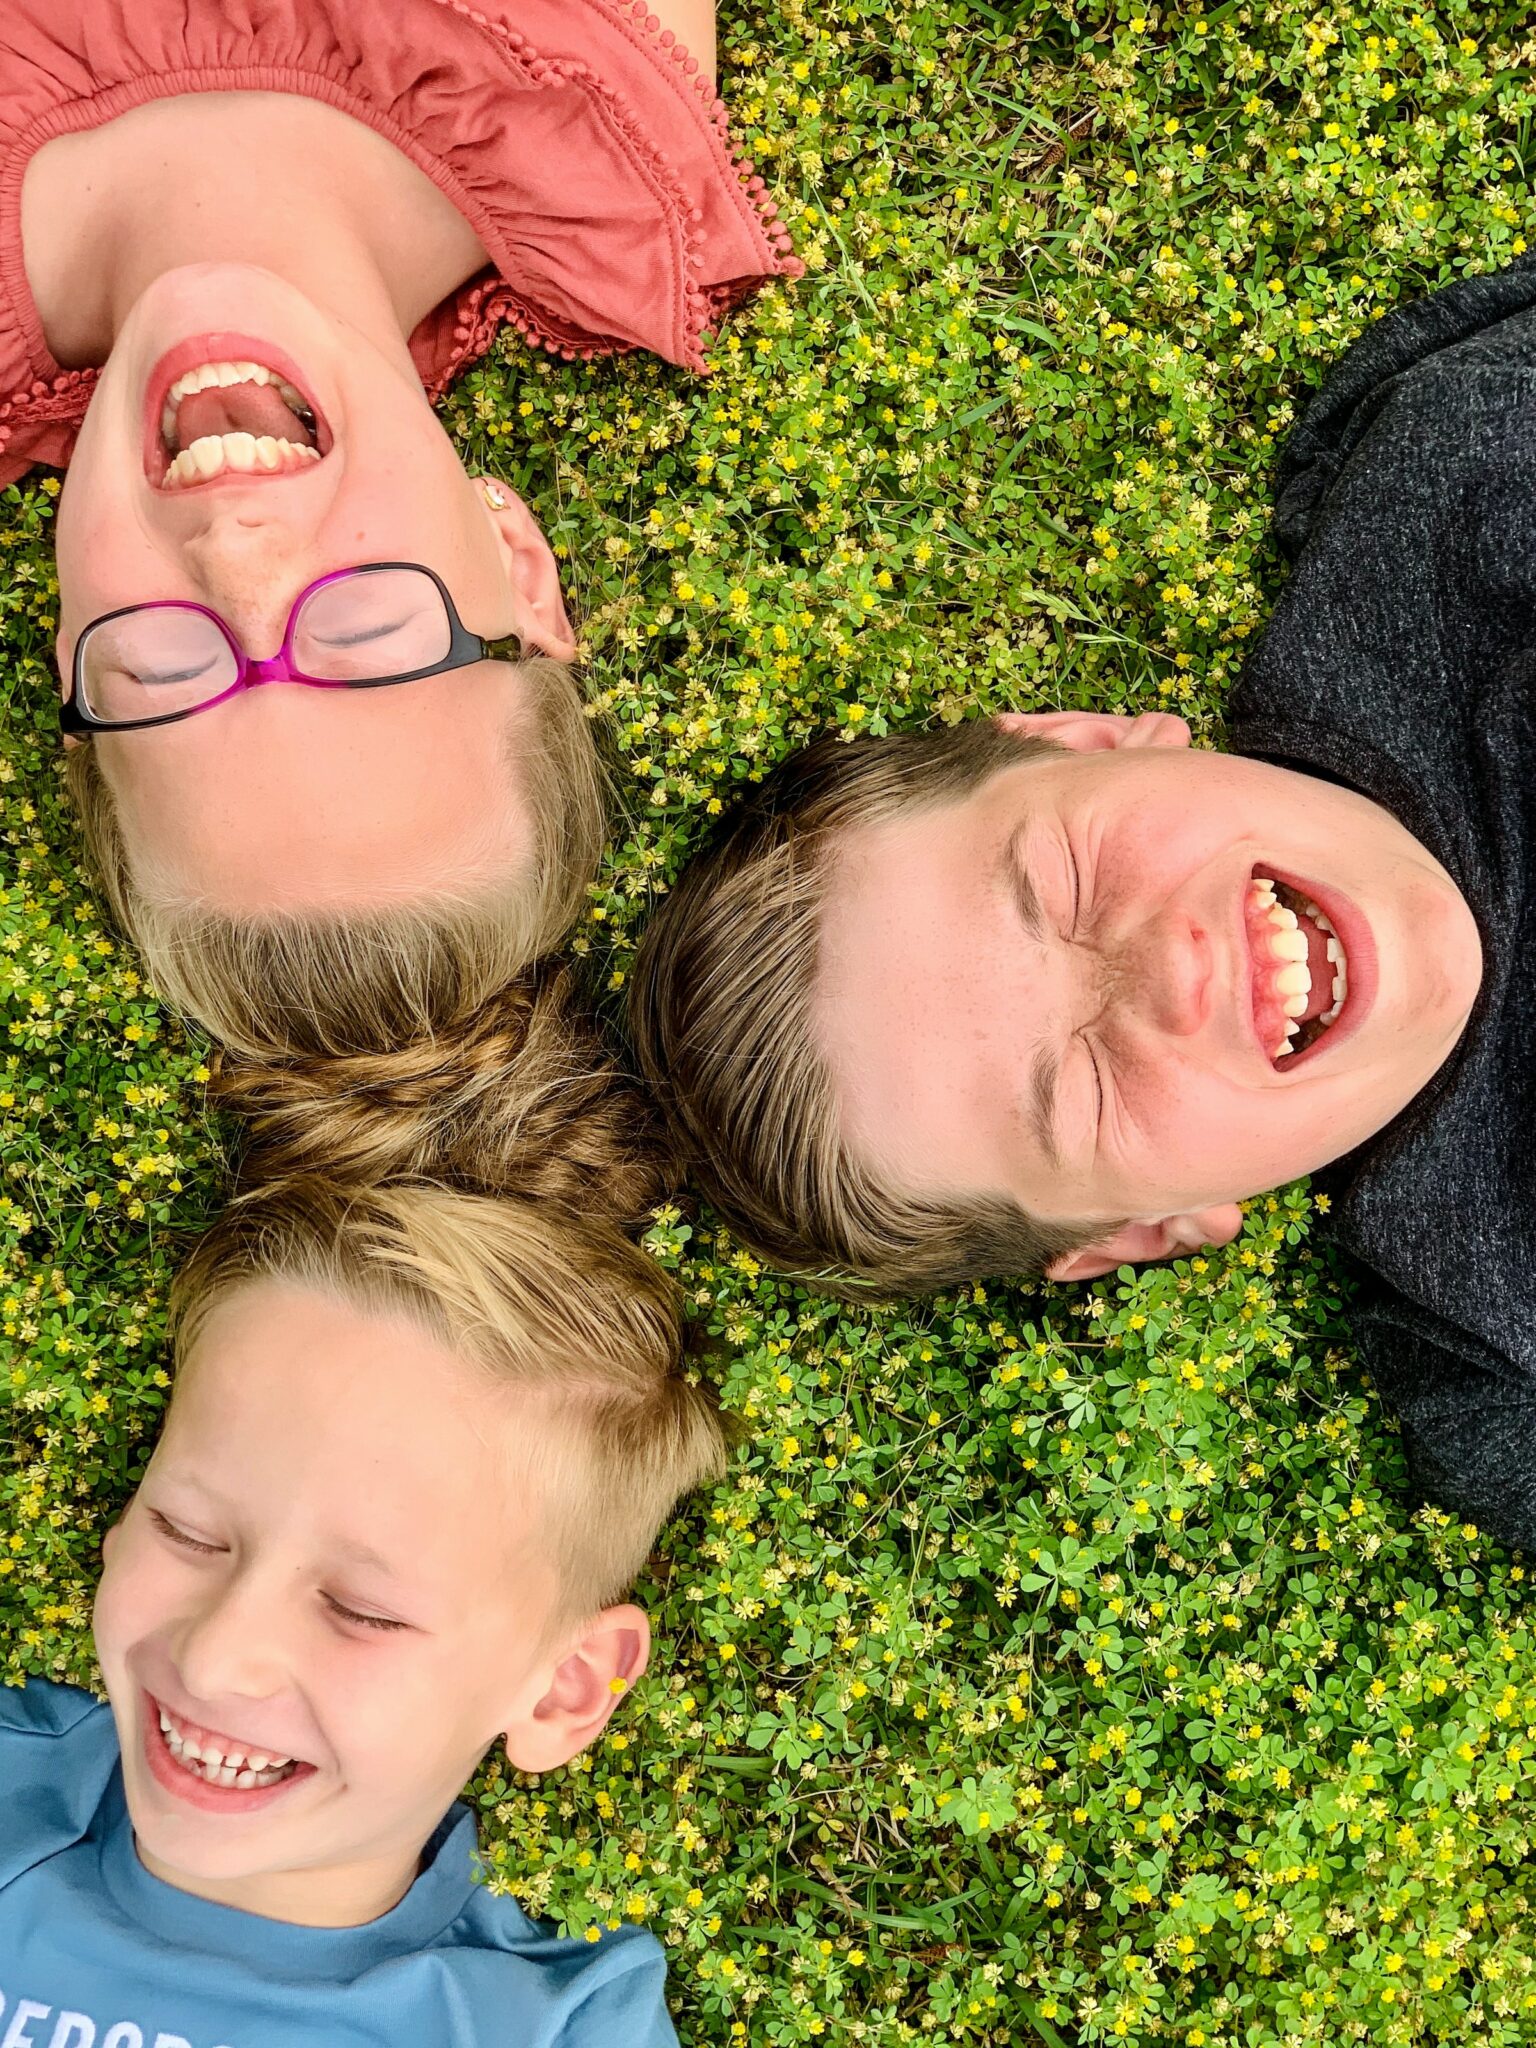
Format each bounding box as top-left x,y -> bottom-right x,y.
1000,829 -> 1064,1173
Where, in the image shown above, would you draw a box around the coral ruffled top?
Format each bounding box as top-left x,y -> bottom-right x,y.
0,0 -> 801,486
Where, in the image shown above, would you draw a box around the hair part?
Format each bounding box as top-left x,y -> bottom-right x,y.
64,656 -> 605,1058
629,722 -> 1108,1298
170,1178 -> 730,1637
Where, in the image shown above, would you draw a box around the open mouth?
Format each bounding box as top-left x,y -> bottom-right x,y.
144,1689 -> 316,1812
144,335 -> 332,491
1245,867 -> 1350,1069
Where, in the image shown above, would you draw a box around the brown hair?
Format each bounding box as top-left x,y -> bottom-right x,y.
64,656 -> 605,1058
175,963 -> 729,1631
628,723 -> 1105,1299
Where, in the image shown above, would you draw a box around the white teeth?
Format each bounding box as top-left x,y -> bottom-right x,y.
159,1709 -> 173,1733
1282,993 -> 1307,1018
1325,937 -> 1342,964
200,1743 -> 226,1770
1267,904 -> 1300,931
1268,928 -> 1309,963
235,1769 -> 257,1789
1275,1038 -> 1294,1058
162,435 -> 321,487
1275,963 -> 1310,997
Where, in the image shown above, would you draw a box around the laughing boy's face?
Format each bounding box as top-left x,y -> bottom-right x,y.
816,713 -> 1484,1279
93,1281 -> 644,1926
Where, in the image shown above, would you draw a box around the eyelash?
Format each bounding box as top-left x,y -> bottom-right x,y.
149,1511 -> 406,1634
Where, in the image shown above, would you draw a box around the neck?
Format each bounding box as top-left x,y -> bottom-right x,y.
25,95 -> 487,369
135,1832 -> 423,1929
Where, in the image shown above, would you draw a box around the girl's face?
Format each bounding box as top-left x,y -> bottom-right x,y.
816,718 -> 1484,1263
55,263 -> 575,915
93,1281 -> 642,1926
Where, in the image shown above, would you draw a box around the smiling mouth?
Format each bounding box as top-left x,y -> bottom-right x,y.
151,355 -> 330,490
152,1693 -> 308,1792
1246,868 -> 1349,1068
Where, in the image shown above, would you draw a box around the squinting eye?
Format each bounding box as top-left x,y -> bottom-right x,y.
1086,1041 -> 1106,1129
1068,840 -> 1085,938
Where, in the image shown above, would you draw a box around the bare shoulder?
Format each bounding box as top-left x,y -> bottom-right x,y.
645,0 -> 716,85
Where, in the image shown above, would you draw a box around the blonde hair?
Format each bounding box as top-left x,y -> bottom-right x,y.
64,657 -> 605,1058
628,725 -> 1105,1298
170,1178 -> 727,1634
175,963 -> 730,1632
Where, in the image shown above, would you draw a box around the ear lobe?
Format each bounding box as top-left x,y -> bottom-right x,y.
1046,1203 -> 1245,1282
501,1603 -> 651,1775
994,710 -> 1192,753
476,479 -> 578,664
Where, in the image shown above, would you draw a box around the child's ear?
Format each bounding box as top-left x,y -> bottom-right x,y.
474,478 -> 579,664
501,1604 -> 651,1774
995,709 -> 1191,753
1046,1204 -> 1244,1282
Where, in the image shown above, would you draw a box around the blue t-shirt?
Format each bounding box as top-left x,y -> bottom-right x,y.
0,1681 -> 678,2048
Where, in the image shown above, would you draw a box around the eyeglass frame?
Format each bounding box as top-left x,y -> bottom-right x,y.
60,562 -> 489,736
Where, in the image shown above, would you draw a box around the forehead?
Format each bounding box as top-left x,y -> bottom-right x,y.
97,658 -> 529,915
162,1281 -> 548,1588
815,770 -> 1030,1191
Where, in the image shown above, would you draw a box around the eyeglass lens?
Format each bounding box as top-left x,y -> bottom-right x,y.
78,568 -> 454,725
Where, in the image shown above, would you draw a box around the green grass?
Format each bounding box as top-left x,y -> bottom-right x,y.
5,4 -> 1536,2042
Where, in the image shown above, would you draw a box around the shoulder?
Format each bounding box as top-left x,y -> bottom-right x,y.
0,1680 -> 120,1885
442,1891 -> 678,2047
0,1676 -> 108,1741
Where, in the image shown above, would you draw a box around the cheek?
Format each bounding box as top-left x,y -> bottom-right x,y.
92,1527 -> 173,1662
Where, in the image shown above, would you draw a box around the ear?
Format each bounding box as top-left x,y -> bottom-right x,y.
1045,1203 -> 1244,1283
995,709 -> 1191,754
475,479 -> 578,663
501,1603 -> 651,1774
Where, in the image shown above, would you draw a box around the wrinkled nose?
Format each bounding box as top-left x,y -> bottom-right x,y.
1136,914 -> 1212,1038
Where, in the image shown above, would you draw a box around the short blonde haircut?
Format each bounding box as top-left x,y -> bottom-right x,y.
628,725 -> 1105,1298
174,963 -> 729,1632
170,1178 -> 728,1634
64,657 -> 605,1058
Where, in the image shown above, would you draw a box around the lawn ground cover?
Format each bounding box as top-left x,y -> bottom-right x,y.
4,4 -> 1536,2042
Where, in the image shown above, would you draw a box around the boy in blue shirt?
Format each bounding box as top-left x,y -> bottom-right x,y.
0,1174 -> 727,2046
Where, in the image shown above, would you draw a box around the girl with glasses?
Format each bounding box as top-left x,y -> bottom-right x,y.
6,0 -> 797,1056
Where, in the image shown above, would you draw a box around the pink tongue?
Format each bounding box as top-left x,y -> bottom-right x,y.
175,385 -> 313,447
1298,912 -> 1334,1024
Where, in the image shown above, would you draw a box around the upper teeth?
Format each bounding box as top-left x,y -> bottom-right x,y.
1248,874 -> 1348,1059
163,435 -> 322,487
158,1703 -> 297,1790
158,359 -> 318,487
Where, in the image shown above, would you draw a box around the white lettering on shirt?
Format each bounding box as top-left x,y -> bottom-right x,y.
0,1998 -> 230,2048
1,2000 -> 51,2048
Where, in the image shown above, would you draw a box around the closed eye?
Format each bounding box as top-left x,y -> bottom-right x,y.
324,1593 -> 409,1634
149,1508 -> 223,1555
1068,838 -> 1085,939
1085,1038 -> 1106,1130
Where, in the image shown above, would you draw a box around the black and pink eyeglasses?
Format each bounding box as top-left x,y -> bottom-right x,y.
60,563 -> 488,735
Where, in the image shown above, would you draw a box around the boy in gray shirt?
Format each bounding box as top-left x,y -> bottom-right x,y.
631,259 -> 1536,1548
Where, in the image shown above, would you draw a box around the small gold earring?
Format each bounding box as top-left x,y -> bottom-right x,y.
482,480 -> 509,509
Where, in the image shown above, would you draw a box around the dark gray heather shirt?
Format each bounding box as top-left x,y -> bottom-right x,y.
1227,257 -> 1536,1550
